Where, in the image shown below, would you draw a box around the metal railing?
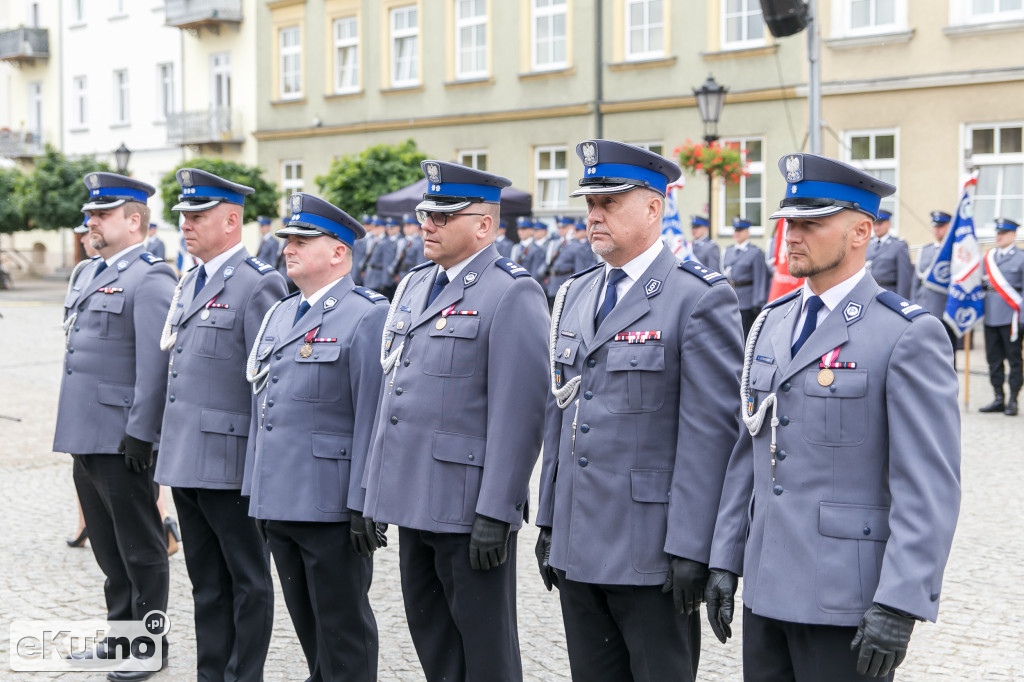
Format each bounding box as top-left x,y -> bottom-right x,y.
166,107 -> 244,145
0,27 -> 49,61
0,129 -> 44,158
164,0 -> 243,28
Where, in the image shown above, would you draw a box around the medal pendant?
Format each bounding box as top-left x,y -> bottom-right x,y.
435,318 -> 447,330
817,368 -> 834,387
200,309 -> 211,320
300,343 -> 313,358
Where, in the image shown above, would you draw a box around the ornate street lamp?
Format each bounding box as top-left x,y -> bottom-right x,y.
694,75 -> 728,235
114,142 -> 131,174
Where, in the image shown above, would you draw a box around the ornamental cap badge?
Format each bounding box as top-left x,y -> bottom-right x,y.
582,142 -> 598,167
784,155 -> 803,183
290,194 -> 302,213
180,169 -> 192,186
87,174 -> 100,188
426,163 -> 441,184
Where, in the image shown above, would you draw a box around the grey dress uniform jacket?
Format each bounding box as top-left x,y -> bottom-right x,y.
146,237 -> 166,261
545,237 -> 577,298
391,235 -> 426,280
494,234 -> 514,258
984,246 -> 1024,326
257,235 -> 280,266
364,236 -> 398,292
723,243 -> 769,309
692,237 -> 721,272
537,246 -> 744,585
866,235 -> 912,298
362,245 -> 551,532
54,246 -> 176,454
245,278 -> 388,521
155,250 -> 287,489
709,275 -> 961,625
911,243 -> 948,317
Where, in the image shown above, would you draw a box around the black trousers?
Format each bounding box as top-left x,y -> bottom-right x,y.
984,324 -> 1023,397
265,520 -> 377,682
557,573 -> 700,682
173,487 -> 273,682
742,607 -> 894,682
741,308 -> 760,339
398,528 -> 522,682
72,454 -> 168,652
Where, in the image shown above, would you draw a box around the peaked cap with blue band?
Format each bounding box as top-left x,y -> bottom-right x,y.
172,168 -> 255,212
81,172 -> 156,212
732,217 -> 752,230
575,220 -> 587,231
874,209 -> 892,223
516,216 -> 533,228
276,193 -> 365,247
417,160 -> 512,213
691,215 -> 710,228
771,153 -> 895,220
930,210 -> 952,226
402,212 -> 418,225
570,139 -> 682,197
74,216 -> 90,234
995,217 -> 1020,232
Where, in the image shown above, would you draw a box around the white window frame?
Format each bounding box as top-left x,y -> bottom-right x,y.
965,121 -> 1024,238
722,0 -> 766,50
832,0 -> 906,36
631,141 -> 665,156
842,128 -> 900,231
718,137 -> 766,237
625,0 -> 664,61
27,81 -> 42,140
113,69 -> 129,125
279,25 -> 302,100
390,5 -> 420,87
281,160 -> 305,200
210,52 -> 231,108
72,76 -> 88,128
458,149 -> 488,171
950,0 -> 1024,25
156,63 -> 174,121
531,0 -> 567,71
455,0 -> 487,80
72,0 -> 85,23
333,16 -> 360,94
535,145 -> 568,210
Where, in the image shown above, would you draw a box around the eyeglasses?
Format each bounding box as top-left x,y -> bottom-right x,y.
415,210 -> 488,227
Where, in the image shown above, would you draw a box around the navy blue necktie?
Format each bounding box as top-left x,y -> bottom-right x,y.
791,295 -> 825,356
194,265 -> 208,296
427,270 -> 449,307
596,268 -> 628,328
294,300 -> 311,326
92,261 -> 108,279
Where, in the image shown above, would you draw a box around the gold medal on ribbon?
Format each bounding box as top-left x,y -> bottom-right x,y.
435,318 -> 447,331
817,368 -> 834,387
200,309 -> 210,320
300,343 -> 313,358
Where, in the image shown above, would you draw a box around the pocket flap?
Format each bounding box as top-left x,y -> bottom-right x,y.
199,408 -> 249,435
432,430 -> 486,467
295,343 -> 341,363
555,337 -> 581,366
630,469 -> 672,503
819,502 -> 891,541
196,309 -> 236,330
97,382 -> 134,407
87,294 -> 125,314
804,369 -> 868,398
607,344 -> 665,372
428,317 -> 481,339
750,362 -> 777,391
311,431 -> 353,459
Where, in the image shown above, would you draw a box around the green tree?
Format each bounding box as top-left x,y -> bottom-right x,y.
158,158 -> 280,224
20,145 -> 110,231
0,167 -> 29,235
315,139 -> 428,217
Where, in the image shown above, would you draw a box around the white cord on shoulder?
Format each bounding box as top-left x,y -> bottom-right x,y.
61,258 -> 94,345
739,307 -> 780,453
245,300 -> 284,395
380,269 -> 419,375
549,275 -> 581,409
159,276 -> 188,351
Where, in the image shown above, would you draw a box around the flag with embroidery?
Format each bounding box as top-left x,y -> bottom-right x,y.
661,180 -> 694,261
942,173 -> 984,337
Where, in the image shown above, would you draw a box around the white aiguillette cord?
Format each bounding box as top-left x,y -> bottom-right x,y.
244,300 -> 284,395
740,307 -> 780,454
380,269 -> 418,376
159,276 -> 188,351
549,275 -> 581,409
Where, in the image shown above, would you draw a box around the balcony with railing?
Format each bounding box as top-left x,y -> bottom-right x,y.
0,27 -> 50,64
167,108 -> 244,147
164,0 -> 242,31
0,129 -> 44,158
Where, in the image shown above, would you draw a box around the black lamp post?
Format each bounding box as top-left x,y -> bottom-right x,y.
114,142 -> 131,174
694,74 -> 728,236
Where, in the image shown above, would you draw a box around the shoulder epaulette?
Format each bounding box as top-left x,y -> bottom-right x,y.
353,286 -> 388,303
409,261 -> 434,273
571,263 -> 603,278
678,259 -> 727,285
763,288 -> 802,310
876,290 -> 928,321
140,252 -> 164,265
245,256 -> 276,274
494,257 -> 532,278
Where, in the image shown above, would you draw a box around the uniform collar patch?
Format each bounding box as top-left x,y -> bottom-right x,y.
223,266 -> 234,279
463,271 -> 479,286
116,260 -> 129,271
843,301 -> 863,323
644,278 -> 663,297
323,296 -> 338,310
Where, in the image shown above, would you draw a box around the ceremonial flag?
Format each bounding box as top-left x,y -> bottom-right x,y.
768,218 -> 803,302
942,174 -> 984,337
661,180 -> 694,261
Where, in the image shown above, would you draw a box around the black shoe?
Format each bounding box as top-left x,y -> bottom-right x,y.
164,517 -> 181,557
107,670 -> 157,681
1005,400 -> 1018,416
66,526 -> 88,548
979,398 -> 1005,413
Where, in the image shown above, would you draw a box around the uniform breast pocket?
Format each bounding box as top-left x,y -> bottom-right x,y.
423,318 -> 480,378
85,295 -> 126,339
197,408 -> 249,484
605,344 -> 666,413
429,430 -> 486,523
803,369 -> 868,446
292,344 -> 343,402
193,310 -> 237,360
311,431 -> 354,513
816,502 -> 891,612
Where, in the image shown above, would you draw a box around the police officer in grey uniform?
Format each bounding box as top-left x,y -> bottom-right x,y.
256,215 -> 280,265
535,140 -> 743,682
511,216 -> 534,264
705,153 -> 961,681
980,218 -> 1024,415
362,161 -> 550,682
363,218 -> 397,296
495,219 -> 514,257
544,217 -> 577,305
691,215 -> 721,271
911,211 -> 958,361
723,217 -> 769,336
155,169 -> 285,682
570,220 -> 598,270
527,220 -> 551,282
389,212 -> 426,285
350,214 -> 372,286
145,223 -> 166,261
244,193 -> 388,681
55,172 -> 176,679
865,210 -> 912,298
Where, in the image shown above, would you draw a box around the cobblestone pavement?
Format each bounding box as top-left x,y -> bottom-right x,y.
1,280 -> 1021,680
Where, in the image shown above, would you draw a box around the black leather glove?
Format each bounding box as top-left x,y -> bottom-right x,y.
118,435 -> 153,473
535,527 -> 558,591
851,603 -> 916,677
661,556 -> 710,615
704,569 -> 739,643
468,514 -> 510,570
349,510 -> 388,557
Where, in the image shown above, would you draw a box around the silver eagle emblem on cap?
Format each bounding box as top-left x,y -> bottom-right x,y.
290,194 -> 302,212
180,169 -> 192,186
785,155 -> 802,183
582,142 -> 598,167
87,174 -> 99,188
426,163 -> 441,184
